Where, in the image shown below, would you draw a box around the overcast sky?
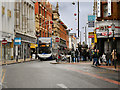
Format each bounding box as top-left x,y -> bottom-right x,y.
49,1 -> 94,45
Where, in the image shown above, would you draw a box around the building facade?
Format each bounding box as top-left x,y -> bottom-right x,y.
0,1 -> 15,61
52,2 -> 69,54
14,0 -> 36,60
35,1 -> 53,38
69,33 -> 77,51
94,1 -> 120,60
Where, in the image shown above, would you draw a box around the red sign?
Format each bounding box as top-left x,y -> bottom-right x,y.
102,32 -> 112,36
55,37 -> 60,42
2,39 -> 7,45
88,35 -> 94,38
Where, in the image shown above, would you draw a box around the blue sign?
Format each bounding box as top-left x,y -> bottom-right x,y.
88,15 -> 95,21
88,21 -> 95,27
14,38 -> 21,45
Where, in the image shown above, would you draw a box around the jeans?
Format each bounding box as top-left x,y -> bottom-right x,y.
93,58 -> 97,65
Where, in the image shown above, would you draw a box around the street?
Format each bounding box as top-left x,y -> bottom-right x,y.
2,60 -> 120,89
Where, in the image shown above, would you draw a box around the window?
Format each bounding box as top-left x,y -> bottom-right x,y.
40,18 -> 41,26
42,8 -> 44,16
45,11 -> 47,18
103,4 -> 108,17
39,6 -> 41,14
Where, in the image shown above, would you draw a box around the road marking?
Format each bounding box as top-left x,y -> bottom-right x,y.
67,67 -> 120,85
1,69 -> 6,83
57,84 -> 69,89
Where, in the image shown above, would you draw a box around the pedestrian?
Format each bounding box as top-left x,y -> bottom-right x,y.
88,49 -> 92,61
111,49 -> 117,69
102,53 -> 106,64
97,49 -> 100,65
106,51 -> 111,66
75,49 -> 78,62
92,49 -> 98,66
83,49 -> 87,61
71,51 -> 75,62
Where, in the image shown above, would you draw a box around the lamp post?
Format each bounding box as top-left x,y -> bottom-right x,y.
107,26 -> 109,53
72,0 -> 80,38
82,26 -> 87,44
111,23 -> 115,50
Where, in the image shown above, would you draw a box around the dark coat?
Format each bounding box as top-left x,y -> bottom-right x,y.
106,53 -> 111,60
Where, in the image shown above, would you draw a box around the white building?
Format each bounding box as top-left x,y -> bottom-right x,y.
0,1 -> 15,61
14,0 -> 36,60
0,0 -> 36,61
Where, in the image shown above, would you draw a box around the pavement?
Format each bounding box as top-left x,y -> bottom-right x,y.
2,60 -> 120,88
0,58 -> 38,65
50,60 -> 120,72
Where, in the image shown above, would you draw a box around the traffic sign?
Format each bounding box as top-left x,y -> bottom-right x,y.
2,39 -> 7,45
88,21 -> 95,27
14,38 -> 21,45
55,37 -> 60,42
88,15 -> 95,21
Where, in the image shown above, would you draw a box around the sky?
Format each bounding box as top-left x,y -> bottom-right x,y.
48,0 -> 94,45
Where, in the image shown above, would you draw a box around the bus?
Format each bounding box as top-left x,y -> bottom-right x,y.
37,37 -> 55,60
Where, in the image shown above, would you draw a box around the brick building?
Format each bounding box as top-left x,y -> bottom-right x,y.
52,2 -> 69,53
35,0 -> 53,37
93,1 -> 120,60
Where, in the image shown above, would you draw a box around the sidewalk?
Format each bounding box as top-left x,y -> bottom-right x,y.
50,60 -> 120,72
97,64 -> 120,72
0,58 -> 38,65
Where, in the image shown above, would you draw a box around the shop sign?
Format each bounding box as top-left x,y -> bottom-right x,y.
94,33 -> 97,43
2,39 -> 7,45
97,0 -> 101,17
30,43 -> 38,48
99,26 -> 109,31
88,15 -> 95,27
14,38 -> 21,45
88,32 -> 94,38
108,0 -> 111,16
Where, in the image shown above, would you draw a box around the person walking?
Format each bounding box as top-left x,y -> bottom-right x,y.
92,49 -> 98,66
75,49 -> 78,62
102,53 -> 106,64
111,49 -> 117,69
106,51 -> 111,66
96,49 -> 100,65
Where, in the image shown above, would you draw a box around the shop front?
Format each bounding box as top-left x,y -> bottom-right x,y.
0,32 -> 14,62
14,33 -> 36,60
96,20 -> 120,60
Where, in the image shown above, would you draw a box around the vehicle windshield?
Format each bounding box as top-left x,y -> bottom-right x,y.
39,44 -> 51,54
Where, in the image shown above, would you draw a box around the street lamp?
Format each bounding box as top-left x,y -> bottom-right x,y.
111,23 -> 115,50
72,0 -> 80,38
82,26 -> 87,44
107,26 -> 109,53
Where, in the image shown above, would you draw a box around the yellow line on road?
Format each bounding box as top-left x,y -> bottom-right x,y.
1,69 -> 6,83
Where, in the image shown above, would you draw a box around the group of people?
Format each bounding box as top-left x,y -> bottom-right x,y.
92,49 -> 117,69
56,48 -> 118,69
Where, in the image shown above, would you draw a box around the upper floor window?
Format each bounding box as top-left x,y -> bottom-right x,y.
103,4 -> 108,17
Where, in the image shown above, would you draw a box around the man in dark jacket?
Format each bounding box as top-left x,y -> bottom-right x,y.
106,51 -> 111,66
75,49 -> 78,62
93,49 -> 99,66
